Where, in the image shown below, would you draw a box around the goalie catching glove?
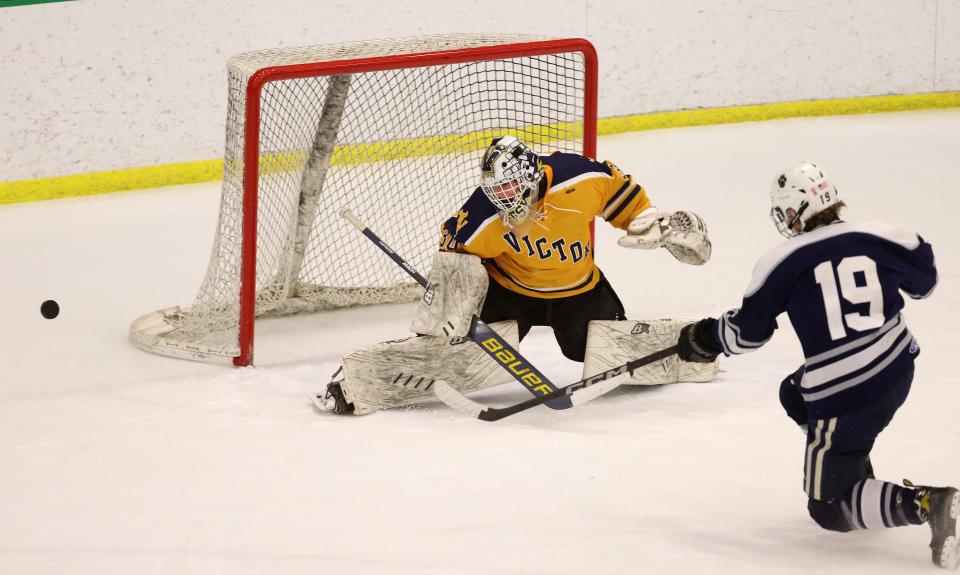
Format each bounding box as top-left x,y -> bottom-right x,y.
410,251 -> 489,337
618,209 -> 712,265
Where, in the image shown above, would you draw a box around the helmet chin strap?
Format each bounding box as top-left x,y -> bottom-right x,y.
506,202 -> 526,220
787,201 -> 810,234
530,178 -> 547,204
502,178 -> 547,227
503,196 -> 531,227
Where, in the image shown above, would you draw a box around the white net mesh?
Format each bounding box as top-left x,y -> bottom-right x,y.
133,34 -> 590,361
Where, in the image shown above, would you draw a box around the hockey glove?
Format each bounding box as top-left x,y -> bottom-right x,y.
410,251 -> 489,337
678,318 -> 721,363
660,211 -> 711,265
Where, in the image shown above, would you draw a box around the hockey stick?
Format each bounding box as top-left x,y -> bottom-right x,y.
433,345 -> 678,421
340,208 -> 572,409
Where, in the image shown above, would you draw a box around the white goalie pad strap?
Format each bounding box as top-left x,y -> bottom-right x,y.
617,206 -> 662,250
583,319 -> 719,385
410,251 -> 489,337
338,320 -> 520,415
661,211 -> 711,265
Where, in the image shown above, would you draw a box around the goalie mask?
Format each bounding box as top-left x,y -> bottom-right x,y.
479,136 -> 543,226
769,161 -> 839,238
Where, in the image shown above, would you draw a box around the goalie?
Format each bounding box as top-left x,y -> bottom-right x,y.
318,136 -> 715,415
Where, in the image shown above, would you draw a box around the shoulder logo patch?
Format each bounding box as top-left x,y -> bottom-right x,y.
455,210 -> 469,233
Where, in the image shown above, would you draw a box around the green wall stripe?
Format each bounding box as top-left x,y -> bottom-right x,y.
0,1 -> 75,8
2,91 -> 958,206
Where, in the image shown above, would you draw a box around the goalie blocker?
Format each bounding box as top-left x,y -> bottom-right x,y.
410,251 -> 488,338
316,318 -> 717,415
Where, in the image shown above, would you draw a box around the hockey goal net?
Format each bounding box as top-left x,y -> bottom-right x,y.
131,34 -> 597,366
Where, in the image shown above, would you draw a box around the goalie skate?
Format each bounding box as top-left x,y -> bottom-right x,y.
311,377 -> 354,414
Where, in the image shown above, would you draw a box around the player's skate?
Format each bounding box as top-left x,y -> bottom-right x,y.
907,480 -> 960,569
311,372 -> 355,415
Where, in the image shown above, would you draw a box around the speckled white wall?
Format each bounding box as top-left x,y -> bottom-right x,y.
937,0 -> 960,87
590,0 -> 954,114
1,0 -> 957,181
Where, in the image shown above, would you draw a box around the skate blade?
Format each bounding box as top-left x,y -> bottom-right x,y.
936,492 -> 960,570
937,535 -> 959,570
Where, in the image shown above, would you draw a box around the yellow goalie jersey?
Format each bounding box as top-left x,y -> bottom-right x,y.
439,152 -> 651,299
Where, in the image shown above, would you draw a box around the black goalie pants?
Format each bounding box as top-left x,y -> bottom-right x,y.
479,272 -> 626,362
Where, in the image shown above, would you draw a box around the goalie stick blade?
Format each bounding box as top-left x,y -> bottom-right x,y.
432,380 -> 486,418
433,374 -> 627,420
569,375 -> 626,407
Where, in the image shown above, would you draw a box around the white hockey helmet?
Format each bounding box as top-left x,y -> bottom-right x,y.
769,161 -> 840,238
479,135 -> 543,226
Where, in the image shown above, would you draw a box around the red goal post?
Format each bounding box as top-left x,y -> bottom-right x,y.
131,34 -> 598,366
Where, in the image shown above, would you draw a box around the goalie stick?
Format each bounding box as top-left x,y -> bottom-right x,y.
433,345 -> 678,421
340,208 -> 572,409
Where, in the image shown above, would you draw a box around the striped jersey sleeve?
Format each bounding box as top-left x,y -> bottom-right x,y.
898,234 -> 937,299
597,160 -> 651,228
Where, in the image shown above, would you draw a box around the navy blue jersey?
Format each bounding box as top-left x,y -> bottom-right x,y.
708,220 -> 937,417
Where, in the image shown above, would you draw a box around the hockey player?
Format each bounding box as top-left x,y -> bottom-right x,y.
677,161 -> 959,569
414,135 -> 711,361
317,136 -> 713,415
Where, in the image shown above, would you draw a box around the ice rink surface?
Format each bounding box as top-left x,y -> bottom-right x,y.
1,110 -> 958,574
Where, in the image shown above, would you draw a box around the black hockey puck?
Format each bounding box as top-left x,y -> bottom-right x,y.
41,299 -> 60,319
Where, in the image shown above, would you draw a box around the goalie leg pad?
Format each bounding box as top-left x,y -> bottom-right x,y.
335,320 -> 521,415
410,251 -> 489,337
582,320 -> 719,385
